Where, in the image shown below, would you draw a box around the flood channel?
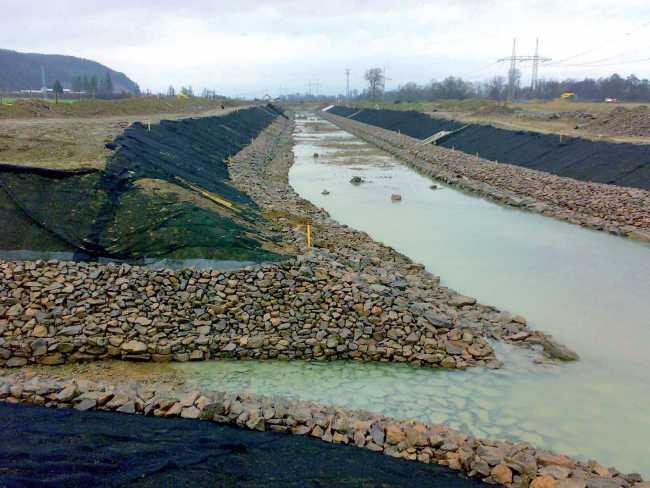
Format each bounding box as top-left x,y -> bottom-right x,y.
175,113 -> 650,475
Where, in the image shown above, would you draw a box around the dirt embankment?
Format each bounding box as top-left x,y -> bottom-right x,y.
585,106 -> 650,137
0,97 -> 239,119
0,101 -> 252,172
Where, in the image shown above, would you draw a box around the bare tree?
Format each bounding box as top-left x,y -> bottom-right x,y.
486,76 -> 505,100
365,68 -> 384,101
52,80 -> 64,104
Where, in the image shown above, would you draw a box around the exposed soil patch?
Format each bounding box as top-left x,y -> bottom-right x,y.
585,105 -> 650,137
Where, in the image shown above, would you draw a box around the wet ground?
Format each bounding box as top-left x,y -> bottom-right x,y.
0,403 -> 488,488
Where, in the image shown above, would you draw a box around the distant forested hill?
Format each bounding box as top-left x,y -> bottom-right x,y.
0,48 -> 139,93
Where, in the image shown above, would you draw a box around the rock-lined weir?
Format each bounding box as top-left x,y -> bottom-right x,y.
326,105 -> 650,190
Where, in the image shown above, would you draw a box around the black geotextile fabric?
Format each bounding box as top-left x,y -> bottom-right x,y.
0,104 -> 286,261
437,125 -> 650,189
327,106 -> 463,139
327,106 -> 650,190
0,403 -> 490,488
327,106 -> 358,117
0,185 -> 73,252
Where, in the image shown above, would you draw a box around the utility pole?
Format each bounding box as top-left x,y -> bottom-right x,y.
498,38 -> 551,101
507,39 -> 517,101
345,68 -> 350,102
531,38 -> 540,91
382,67 -> 392,101
41,66 -> 47,100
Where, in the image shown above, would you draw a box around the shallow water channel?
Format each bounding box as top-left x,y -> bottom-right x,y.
179,113 -> 650,474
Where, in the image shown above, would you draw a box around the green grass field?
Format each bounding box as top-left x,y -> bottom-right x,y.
0,97 -> 78,106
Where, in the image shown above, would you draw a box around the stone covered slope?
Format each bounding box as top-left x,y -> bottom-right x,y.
322,110 -> 650,243
228,113 -> 576,362
1,370 -> 646,488
0,115 -> 574,370
0,255 -> 495,369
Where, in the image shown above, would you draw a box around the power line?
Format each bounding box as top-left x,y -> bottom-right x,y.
497,38 -> 551,98
459,61 -> 502,80
554,57 -> 650,68
345,68 -> 350,101
549,19 -> 650,66
557,43 -> 650,67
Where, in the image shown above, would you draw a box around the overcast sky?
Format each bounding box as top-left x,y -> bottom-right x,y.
3,0 -> 650,97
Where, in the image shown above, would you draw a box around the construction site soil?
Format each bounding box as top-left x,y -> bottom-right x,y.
0,403 -> 487,488
0,105 -> 287,262
585,105 -> 650,138
327,106 -> 650,190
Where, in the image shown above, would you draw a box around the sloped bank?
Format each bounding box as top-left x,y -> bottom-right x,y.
326,106 -> 650,190
0,104 -> 286,262
1,370 -> 646,488
1,116 -> 578,371
322,110 -> 650,243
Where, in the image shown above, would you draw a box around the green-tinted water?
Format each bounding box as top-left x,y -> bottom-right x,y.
174,114 -> 650,475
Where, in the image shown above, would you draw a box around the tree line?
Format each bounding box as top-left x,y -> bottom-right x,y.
70,71 -> 114,97
361,68 -> 650,102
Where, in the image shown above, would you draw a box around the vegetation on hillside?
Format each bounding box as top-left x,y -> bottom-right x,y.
0,48 -> 139,93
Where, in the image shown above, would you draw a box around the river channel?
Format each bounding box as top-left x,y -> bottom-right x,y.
175,113 -> 650,475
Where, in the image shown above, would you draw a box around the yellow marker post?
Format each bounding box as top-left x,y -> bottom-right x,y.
306,223 -> 312,249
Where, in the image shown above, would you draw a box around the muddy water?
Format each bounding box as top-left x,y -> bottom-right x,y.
175,113 -> 650,475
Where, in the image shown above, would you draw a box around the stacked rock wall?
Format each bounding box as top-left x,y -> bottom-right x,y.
0,256 -> 496,369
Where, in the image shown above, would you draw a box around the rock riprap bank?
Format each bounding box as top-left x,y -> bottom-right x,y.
0,255 -> 496,370
0,115 -> 576,370
0,369 -> 646,488
0,111 -> 645,487
322,109 -> 650,243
